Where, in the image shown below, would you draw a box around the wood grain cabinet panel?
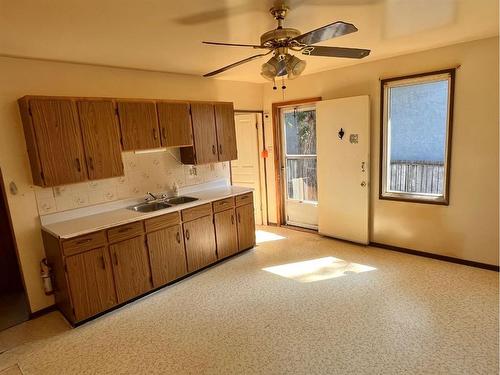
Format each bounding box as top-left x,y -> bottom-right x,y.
147,225 -> 187,287
109,235 -> 152,303
157,102 -> 193,147
214,209 -> 239,259
183,216 -> 217,272
236,204 -> 256,251
65,247 -> 117,322
77,100 -> 124,180
215,103 -> 238,162
117,101 -> 160,151
182,103 -> 218,164
28,99 -> 87,186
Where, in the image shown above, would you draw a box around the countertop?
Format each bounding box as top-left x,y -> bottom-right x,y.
42,185 -> 253,239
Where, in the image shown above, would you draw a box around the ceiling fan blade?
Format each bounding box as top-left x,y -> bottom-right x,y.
203,41 -> 267,49
293,21 -> 358,45
203,51 -> 272,77
302,45 -> 370,58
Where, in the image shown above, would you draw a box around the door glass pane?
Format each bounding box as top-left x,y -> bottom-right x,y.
286,158 -> 317,202
283,107 -> 316,155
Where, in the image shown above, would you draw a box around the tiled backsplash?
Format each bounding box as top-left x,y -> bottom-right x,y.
34,149 -> 230,215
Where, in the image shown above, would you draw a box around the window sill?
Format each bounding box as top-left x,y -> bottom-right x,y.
379,193 -> 449,206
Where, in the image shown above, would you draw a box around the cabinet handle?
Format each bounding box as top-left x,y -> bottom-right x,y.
185,229 -> 190,240
75,238 -> 91,245
100,255 -> 106,269
88,157 -> 94,170
118,227 -> 131,233
238,213 -> 241,223
231,215 -> 234,225
212,145 -> 216,155
113,252 -> 119,266
162,127 -> 167,140
153,128 -> 158,140
219,144 -> 223,155
176,232 -> 180,243
75,158 -> 81,172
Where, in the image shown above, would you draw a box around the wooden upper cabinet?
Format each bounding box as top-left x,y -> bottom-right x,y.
27,99 -> 88,186
65,247 -> 117,322
117,101 -> 160,151
157,102 -> 193,147
215,103 -> 238,162
77,100 -> 124,180
109,235 -> 152,303
182,103 -> 218,164
147,225 -> 187,287
214,208 -> 239,259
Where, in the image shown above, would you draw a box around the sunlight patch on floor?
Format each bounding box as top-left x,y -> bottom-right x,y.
256,230 -> 286,244
262,256 -> 376,283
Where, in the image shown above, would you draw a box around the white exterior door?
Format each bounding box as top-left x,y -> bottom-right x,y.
231,113 -> 263,225
316,96 -> 370,244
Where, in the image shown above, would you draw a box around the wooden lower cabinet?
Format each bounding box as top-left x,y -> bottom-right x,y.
183,215 -> 217,272
109,235 -> 152,303
147,225 -> 187,287
214,208 -> 239,259
236,204 -> 256,251
65,247 -> 117,321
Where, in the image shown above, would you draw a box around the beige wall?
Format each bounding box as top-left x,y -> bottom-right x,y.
262,37 -> 499,266
0,56 -> 263,312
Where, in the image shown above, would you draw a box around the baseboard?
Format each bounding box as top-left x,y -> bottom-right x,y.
371,242 -> 499,272
29,304 -> 57,320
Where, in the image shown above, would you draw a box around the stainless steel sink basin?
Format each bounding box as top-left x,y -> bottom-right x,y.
165,196 -> 199,205
127,202 -> 171,213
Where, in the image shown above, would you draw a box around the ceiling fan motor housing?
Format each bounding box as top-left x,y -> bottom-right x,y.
260,28 -> 301,47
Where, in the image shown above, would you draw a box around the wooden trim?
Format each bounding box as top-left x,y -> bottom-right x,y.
29,304 -> 57,320
371,242 -> 499,272
379,68 -> 456,205
282,224 -> 318,235
271,97 -> 321,225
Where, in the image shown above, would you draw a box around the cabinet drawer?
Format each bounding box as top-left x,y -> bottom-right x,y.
213,197 -> 235,213
145,211 -> 180,232
235,192 -> 253,207
182,203 -> 212,222
62,231 -> 106,256
107,221 -> 144,243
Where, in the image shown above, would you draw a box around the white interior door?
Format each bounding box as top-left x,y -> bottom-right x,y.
231,113 -> 263,225
316,96 -> 370,244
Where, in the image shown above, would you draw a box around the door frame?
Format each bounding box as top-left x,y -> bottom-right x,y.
232,110 -> 269,225
0,168 -> 30,315
271,97 -> 321,226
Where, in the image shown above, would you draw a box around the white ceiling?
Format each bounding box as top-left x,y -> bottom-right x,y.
0,0 -> 498,83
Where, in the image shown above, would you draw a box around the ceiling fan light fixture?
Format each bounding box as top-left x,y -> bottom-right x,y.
286,54 -> 306,79
261,55 -> 282,80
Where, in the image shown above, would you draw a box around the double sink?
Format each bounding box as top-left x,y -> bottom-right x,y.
127,196 -> 199,213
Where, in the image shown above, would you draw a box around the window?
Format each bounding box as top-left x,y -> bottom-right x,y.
282,105 -> 318,203
380,69 -> 455,204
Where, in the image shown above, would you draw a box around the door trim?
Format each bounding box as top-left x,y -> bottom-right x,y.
234,110 -> 269,225
271,97 -> 321,226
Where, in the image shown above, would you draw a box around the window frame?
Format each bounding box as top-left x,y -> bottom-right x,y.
379,68 -> 455,205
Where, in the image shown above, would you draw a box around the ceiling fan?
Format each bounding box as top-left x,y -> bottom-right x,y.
202,3 -> 371,81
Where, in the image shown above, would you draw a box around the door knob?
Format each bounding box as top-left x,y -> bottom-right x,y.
360,181 -> 367,187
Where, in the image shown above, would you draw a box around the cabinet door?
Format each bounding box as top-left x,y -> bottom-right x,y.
190,103 -> 218,164
29,99 -> 87,186
77,100 -> 124,180
214,209 -> 239,259
215,103 -> 238,161
117,101 -> 160,151
183,216 -> 217,272
65,247 -> 116,321
236,204 -> 256,251
157,102 -> 193,147
147,225 -> 187,287
109,235 -> 152,303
